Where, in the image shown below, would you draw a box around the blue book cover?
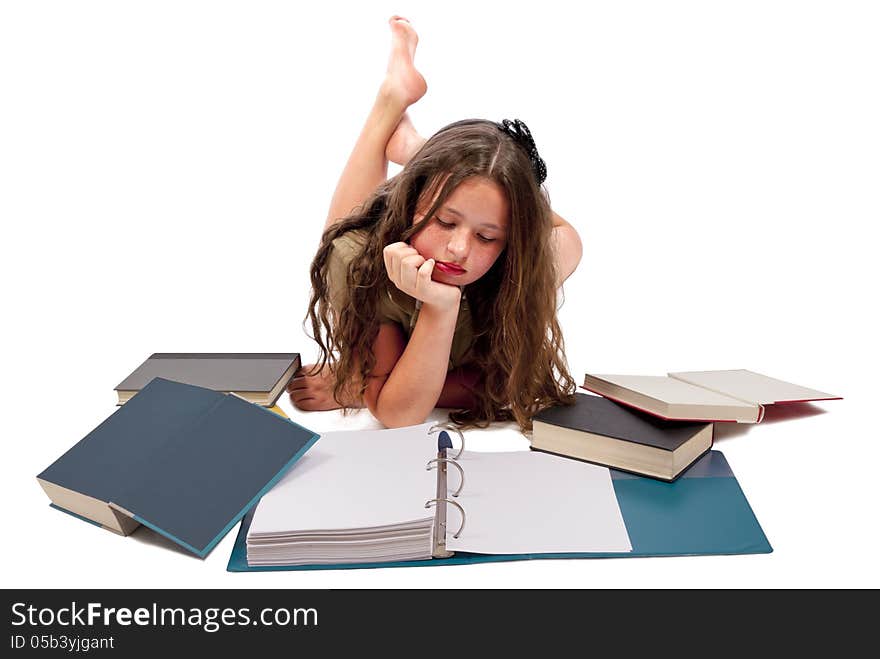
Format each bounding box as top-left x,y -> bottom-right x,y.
39,377 -> 319,557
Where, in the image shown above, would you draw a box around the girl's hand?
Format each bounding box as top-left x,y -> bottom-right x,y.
287,363 -> 364,411
383,242 -> 461,312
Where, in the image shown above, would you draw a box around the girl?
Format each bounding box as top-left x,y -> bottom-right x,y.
288,16 -> 583,431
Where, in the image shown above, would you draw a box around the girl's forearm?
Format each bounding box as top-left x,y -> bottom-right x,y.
374,302 -> 460,427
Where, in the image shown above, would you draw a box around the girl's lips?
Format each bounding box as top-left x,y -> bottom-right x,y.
434,261 -> 466,275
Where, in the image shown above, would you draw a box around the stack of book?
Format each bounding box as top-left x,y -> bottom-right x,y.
530,369 -> 841,481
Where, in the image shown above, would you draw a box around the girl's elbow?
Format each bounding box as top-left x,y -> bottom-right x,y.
367,389 -> 429,429
382,417 -> 425,429
573,236 -> 584,268
568,225 -> 584,259
374,404 -> 430,429
553,223 -> 583,267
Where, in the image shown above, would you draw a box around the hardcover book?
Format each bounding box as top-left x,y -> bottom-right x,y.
38,377 -> 318,557
582,369 -> 840,423
531,393 -> 713,481
114,352 -> 300,406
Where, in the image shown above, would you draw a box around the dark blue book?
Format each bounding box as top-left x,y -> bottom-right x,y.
37,377 -> 319,557
531,393 -> 713,481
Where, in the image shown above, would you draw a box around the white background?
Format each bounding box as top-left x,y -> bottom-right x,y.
1,1 -> 877,589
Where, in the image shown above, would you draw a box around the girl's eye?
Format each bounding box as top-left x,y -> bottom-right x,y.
437,217 -> 496,243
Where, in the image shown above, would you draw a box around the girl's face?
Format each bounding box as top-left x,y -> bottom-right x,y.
410,177 -> 510,287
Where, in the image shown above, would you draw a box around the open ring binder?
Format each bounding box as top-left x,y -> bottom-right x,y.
241,420 -> 730,571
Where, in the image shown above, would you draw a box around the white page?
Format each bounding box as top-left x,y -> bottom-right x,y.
249,423 -> 437,535
594,374 -> 757,408
446,451 -> 632,554
669,369 -> 838,405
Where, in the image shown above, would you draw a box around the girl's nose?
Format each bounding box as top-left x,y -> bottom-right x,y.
447,228 -> 470,260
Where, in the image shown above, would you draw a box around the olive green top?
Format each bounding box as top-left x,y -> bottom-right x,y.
327,229 -> 476,371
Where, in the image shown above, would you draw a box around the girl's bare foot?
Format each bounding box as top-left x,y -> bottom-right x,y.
386,112 -> 428,165
381,16 -> 427,110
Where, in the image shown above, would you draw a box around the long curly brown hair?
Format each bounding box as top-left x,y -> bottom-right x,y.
305,119 -> 576,431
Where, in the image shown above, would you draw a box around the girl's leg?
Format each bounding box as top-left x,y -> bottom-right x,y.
385,112 -> 428,166
295,17 -> 426,412
324,16 -> 427,231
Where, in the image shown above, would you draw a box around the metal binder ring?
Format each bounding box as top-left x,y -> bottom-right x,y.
424,498 -> 466,539
427,424 -> 465,459
426,458 -> 465,497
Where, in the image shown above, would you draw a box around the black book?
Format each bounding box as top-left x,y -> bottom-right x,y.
531,393 -> 713,481
37,377 -> 318,557
114,353 -> 301,406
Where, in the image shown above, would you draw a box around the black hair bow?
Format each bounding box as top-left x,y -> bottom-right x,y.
498,118 -> 547,185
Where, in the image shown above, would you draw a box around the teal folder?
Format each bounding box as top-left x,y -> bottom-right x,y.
226,450 -> 771,571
